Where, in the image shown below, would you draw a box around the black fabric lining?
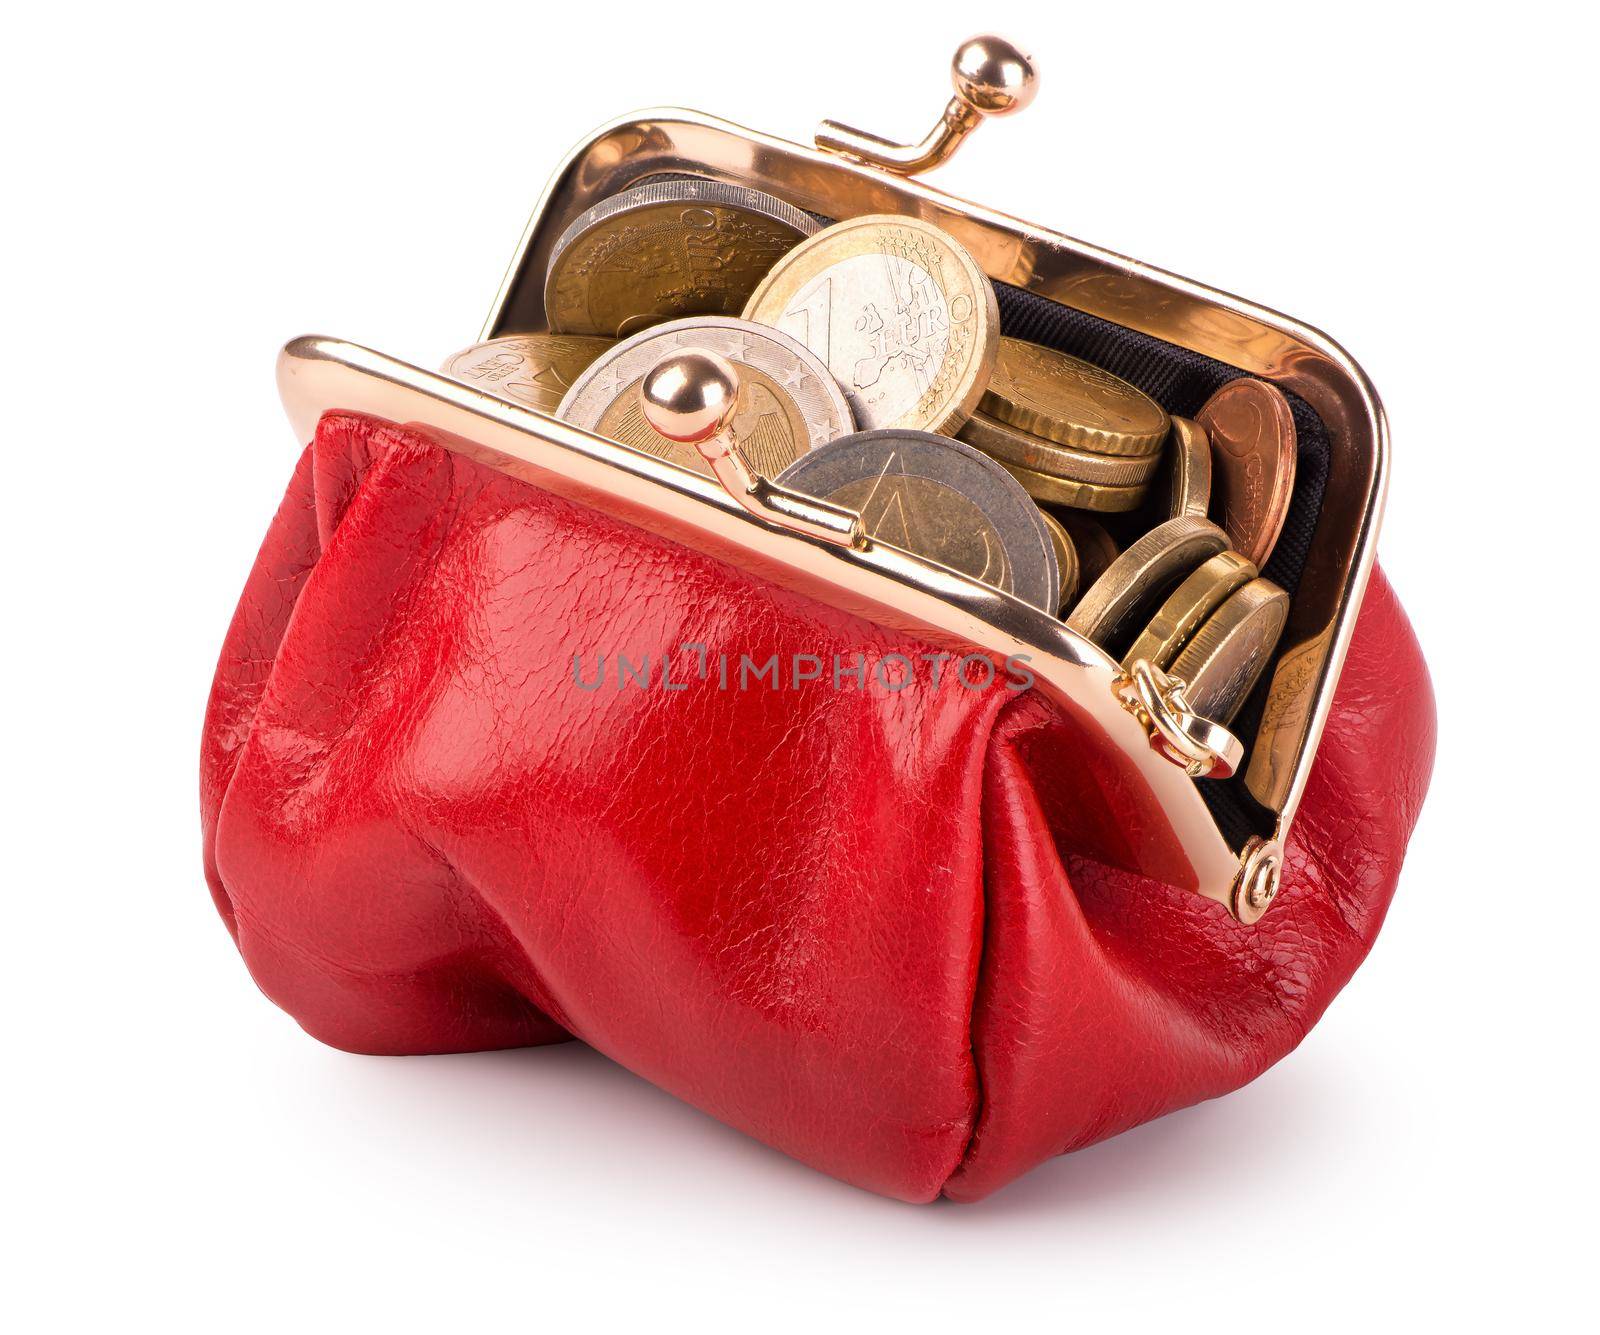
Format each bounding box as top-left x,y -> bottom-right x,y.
634,174 -> 1329,842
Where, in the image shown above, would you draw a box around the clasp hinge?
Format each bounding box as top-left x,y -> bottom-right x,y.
1114,660 -> 1285,923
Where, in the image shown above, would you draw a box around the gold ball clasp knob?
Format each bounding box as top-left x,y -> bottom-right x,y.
951,35 -> 1038,117
640,349 -> 740,445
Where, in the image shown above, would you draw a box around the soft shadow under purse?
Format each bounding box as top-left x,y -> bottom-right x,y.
201,37 -> 1436,1201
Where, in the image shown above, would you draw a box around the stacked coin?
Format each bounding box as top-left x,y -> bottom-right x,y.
958,339 -> 1170,514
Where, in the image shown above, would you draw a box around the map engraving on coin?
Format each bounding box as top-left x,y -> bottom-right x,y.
544,180 -> 819,338
557,317 -> 853,479
744,216 -> 999,435
776,430 -> 1058,613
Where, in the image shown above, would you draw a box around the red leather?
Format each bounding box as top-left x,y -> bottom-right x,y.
201,412 -> 1435,1202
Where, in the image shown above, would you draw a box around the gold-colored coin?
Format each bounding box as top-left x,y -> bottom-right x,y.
1169,577 -> 1290,725
440,335 -> 615,414
1121,550 -> 1257,670
742,215 -> 999,435
959,410 -> 1164,486
544,180 -> 819,338
1158,415 -> 1212,519
1039,509 -> 1080,612
1065,515 -> 1229,653
980,338 -> 1169,456
994,459 -> 1146,513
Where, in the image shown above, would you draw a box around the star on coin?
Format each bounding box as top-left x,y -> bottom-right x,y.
555,316 -> 854,483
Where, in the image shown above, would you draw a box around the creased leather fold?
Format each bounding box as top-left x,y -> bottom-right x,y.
202,413 -> 1435,1202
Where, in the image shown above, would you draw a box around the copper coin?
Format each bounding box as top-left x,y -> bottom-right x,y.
1197,379 -> 1297,568
1169,577 -> 1291,725
1065,515 -> 1230,652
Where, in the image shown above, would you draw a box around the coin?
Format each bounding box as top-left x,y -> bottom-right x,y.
992,459 -> 1146,513
440,334 -> 615,414
1039,509 -> 1080,612
1169,577 -> 1290,725
1065,515 -> 1230,652
1157,415 -> 1212,519
775,430 -> 1059,613
1197,379 -> 1298,568
557,317 -> 853,479
980,338 -> 1169,456
544,180 -> 819,338
1121,550 -> 1257,670
1057,512 -> 1119,595
959,409 -> 1163,486
742,215 -> 999,435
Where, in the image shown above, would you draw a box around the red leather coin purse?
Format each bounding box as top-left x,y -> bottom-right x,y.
201,43 -> 1435,1201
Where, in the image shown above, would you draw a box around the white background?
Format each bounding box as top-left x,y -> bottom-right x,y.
6,3 -> 1595,1329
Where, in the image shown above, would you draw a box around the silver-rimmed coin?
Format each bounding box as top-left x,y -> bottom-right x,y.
544,180 -> 820,338
775,430 -> 1059,613
557,316 -> 853,480
742,215 -> 1000,435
